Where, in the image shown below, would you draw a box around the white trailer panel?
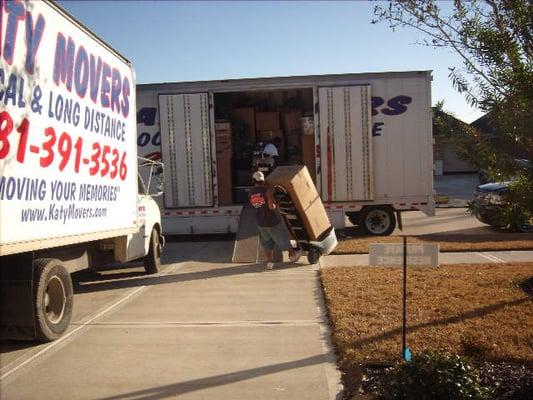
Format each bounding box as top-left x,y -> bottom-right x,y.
0,0 -> 138,254
159,93 -> 213,208
318,85 -> 373,202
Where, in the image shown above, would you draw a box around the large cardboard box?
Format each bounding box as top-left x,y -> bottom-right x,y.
256,111 -> 280,131
266,165 -> 331,241
301,135 -> 316,182
301,116 -> 314,135
216,120 -> 232,158
233,107 -> 256,142
286,129 -> 301,147
282,111 -> 302,131
217,157 -> 233,205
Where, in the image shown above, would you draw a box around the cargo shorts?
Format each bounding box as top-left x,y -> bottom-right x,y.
257,222 -> 290,251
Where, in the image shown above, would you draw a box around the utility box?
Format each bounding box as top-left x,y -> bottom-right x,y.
267,166 -> 331,241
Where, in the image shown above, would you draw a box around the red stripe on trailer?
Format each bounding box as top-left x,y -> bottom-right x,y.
412,203 -> 419,206
399,203 -> 406,206
336,205 -> 343,209
200,211 -> 207,215
421,202 -> 427,205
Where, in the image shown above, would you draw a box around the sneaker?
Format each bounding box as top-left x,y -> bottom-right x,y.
266,262 -> 274,270
289,250 -> 303,263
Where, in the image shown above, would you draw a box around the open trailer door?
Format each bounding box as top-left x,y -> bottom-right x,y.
318,85 -> 373,202
159,93 -> 214,208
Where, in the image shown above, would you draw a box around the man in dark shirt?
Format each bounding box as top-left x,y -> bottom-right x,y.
249,171 -> 302,269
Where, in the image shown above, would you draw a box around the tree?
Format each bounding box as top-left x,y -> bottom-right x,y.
373,0 -> 532,231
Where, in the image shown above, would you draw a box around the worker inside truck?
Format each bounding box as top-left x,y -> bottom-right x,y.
214,89 -> 316,204
252,137 -> 281,176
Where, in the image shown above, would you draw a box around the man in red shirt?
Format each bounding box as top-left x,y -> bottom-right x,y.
249,171 -> 302,269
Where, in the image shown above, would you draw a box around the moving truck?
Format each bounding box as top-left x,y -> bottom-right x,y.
0,1 -> 164,341
137,72 -> 435,236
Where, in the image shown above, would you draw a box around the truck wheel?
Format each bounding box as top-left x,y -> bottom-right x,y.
307,248 -> 321,264
144,228 -> 161,274
33,259 -> 73,342
360,206 -> 396,236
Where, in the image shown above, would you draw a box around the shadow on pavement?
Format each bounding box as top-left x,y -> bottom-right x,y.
96,354 -> 326,400
72,262 -> 304,295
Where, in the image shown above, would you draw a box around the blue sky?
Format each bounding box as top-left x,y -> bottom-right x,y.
59,0 -> 482,123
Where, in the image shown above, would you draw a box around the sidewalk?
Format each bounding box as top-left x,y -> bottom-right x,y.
322,250 -> 533,268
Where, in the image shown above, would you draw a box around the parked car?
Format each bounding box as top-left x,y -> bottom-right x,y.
472,160 -> 532,232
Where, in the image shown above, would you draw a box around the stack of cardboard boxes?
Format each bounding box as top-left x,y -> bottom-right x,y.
300,116 -> 315,180
226,107 -> 317,202
215,121 -> 233,205
266,165 -> 330,241
282,111 -> 302,164
256,111 -> 285,161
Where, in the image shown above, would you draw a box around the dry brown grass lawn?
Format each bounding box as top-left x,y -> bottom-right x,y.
320,263 -> 533,368
334,233 -> 533,254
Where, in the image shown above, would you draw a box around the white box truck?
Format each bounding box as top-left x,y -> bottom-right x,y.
0,1 -> 164,341
137,72 -> 434,236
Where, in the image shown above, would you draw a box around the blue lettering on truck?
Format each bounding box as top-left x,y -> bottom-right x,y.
371,95 -> 413,136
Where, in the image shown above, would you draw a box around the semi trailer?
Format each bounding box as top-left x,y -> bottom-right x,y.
136,71 -> 434,236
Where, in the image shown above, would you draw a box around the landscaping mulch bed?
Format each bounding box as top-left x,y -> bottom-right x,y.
333,231 -> 533,254
357,362 -> 532,399
320,263 -> 533,399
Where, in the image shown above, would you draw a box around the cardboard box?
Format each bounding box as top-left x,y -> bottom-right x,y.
216,137 -> 232,158
257,129 -> 283,142
233,107 -> 256,142
286,130 -> 301,147
215,120 -> 232,131
301,135 -> 316,182
266,165 -> 331,241
301,116 -> 314,135
216,157 -> 233,205
256,111 -> 280,131
282,111 -> 302,131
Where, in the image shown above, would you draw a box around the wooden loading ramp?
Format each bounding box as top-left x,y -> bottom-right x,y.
232,205 -> 283,263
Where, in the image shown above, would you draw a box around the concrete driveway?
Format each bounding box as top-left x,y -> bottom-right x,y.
0,241 -> 341,400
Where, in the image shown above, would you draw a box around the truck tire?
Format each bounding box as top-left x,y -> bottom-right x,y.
33,258 -> 73,342
144,228 -> 161,274
360,206 -> 396,236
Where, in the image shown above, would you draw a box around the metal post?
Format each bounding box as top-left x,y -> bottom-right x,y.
402,236 -> 407,359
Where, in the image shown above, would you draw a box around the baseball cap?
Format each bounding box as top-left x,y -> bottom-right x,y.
252,171 -> 265,182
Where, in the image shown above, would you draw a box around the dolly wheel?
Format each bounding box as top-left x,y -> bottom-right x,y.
307,248 -> 321,264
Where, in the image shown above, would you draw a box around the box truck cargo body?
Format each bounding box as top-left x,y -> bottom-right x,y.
0,1 -> 163,341
136,71 -> 434,236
